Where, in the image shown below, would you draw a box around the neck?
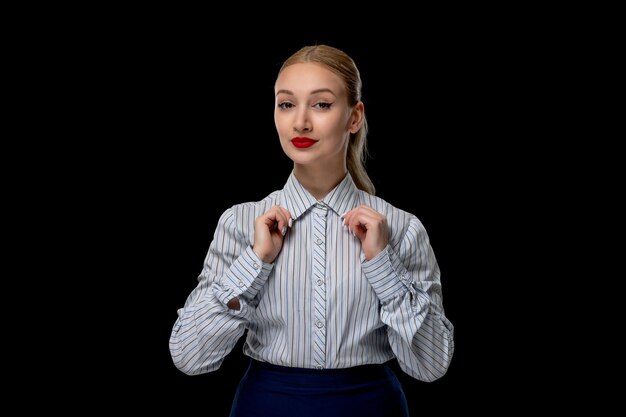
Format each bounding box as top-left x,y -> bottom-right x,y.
293,163 -> 347,200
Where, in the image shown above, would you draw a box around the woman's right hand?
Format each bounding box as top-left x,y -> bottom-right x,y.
252,205 -> 292,263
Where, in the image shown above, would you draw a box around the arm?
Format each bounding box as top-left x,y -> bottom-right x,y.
362,217 -> 454,382
343,206 -> 454,382
169,208 -> 273,375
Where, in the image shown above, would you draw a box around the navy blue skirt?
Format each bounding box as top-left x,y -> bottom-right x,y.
229,359 -> 409,417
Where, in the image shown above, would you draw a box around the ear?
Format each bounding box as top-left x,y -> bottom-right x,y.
349,101 -> 365,134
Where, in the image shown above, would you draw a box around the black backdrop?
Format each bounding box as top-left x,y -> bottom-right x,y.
90,23 -> 539,415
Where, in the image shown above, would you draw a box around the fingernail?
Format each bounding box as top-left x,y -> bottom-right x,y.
288,218 -> 293,228
281,226 -> 287,236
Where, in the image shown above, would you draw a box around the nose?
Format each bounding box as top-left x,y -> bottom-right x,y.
293,108 -> 312,133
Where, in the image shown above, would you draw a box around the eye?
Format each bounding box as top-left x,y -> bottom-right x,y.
277,102 -> 294,110
314,102 -> 333,110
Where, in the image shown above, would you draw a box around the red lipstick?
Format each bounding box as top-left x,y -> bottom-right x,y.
291,137 -> 317,148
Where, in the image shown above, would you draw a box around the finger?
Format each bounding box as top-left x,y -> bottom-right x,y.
341,208 -> 356,225
355,204 -> 381,217
262,208 -> 284,232
342,210 -> 357,233
342,206 -> 363,225
342,205 -> 378,223
277,206 -> 293,228
346,214 -> 368,234
269,206 -> 290,236
346,211 -> 382,235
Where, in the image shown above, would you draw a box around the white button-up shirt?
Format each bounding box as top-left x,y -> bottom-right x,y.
170,172 -> 454,381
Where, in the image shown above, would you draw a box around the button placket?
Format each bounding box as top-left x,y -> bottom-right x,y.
311,203 -> 328,369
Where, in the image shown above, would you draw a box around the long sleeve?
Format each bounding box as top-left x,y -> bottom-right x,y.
362,216 -> 454,382
171,174 -> 453,375
169,208 -> 273,375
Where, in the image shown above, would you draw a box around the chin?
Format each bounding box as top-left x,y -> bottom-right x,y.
287,154 -> 315,165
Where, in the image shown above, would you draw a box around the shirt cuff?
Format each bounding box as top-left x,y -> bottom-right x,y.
361,245 -> 409,303
214,246 -> 273,305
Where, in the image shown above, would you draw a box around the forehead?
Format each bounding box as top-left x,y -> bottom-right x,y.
275,63 -> 345,95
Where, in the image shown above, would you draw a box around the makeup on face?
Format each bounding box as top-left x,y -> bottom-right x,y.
291,137 -> 318,148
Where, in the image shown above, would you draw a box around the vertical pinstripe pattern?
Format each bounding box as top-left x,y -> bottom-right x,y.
311,203 -> 328,369
170,172 -> 454,382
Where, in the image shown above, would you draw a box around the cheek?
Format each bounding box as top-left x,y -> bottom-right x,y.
274,113 -> 289,135
329,114 -> 351,134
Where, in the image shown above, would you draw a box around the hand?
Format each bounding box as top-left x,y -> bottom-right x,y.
342,204 -> 389,261
252,205 -> 292,263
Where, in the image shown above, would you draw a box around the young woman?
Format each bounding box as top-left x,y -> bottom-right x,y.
169,44 -> 454,417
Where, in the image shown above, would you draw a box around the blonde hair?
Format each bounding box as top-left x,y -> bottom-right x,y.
278,45 -> 375,195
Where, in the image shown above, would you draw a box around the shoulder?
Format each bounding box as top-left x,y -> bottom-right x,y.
229,190 -> 281,217
357,190 -> 427,241
357,190 -> 417,223
216,190 -> 281,231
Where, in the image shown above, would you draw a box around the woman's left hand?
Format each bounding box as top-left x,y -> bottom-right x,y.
342,204 -> 389,261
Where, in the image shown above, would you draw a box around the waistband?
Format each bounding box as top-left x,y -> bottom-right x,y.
249,358 -> 393,379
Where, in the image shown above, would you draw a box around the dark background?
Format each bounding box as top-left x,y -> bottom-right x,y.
69,18 -> 553,415
13,5 -> 609,413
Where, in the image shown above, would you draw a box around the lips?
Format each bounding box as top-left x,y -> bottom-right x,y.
291,137 -> 317,149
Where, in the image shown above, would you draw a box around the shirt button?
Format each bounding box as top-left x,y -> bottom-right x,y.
316,365 -> 323,370
238,280 -> 244,287
315,238 -> 323,245
253,262 -> 260,269
316,321 -> 324,328
316,279 -> 323,286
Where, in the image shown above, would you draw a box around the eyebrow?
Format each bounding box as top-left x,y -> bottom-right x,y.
275,88 -> 337,97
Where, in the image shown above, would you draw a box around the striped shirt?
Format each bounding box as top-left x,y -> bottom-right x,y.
169,172 -> 454,382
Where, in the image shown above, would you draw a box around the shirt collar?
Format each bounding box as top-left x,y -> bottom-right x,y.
279,171 -> 360,220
